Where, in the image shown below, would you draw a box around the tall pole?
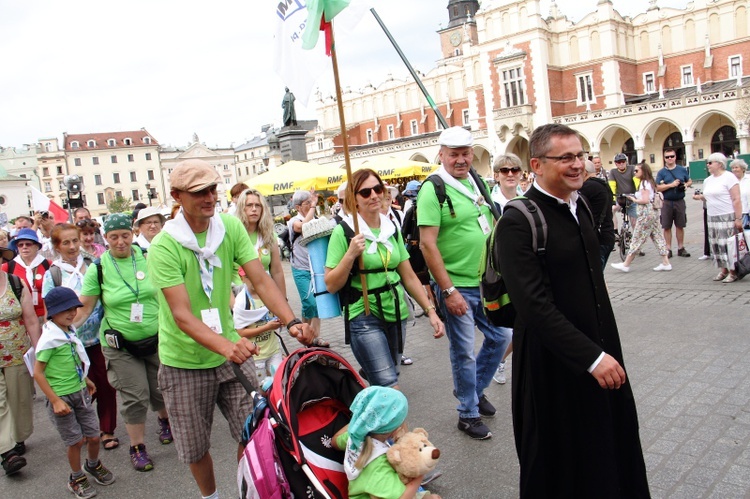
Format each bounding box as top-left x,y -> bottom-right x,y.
329,22 -> 370,314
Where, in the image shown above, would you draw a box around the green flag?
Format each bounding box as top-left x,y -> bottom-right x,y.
302,0 -> 351,51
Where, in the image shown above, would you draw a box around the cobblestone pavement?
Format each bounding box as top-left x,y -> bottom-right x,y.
4,189 -> 750,498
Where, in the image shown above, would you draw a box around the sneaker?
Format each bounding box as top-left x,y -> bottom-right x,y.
157,417 -> 173,445
610,262 -> 630,273
698,255 -> 711,260
653,263 -> 672,271
677,247 -> 691,257
477,394 -> 496,417
1,451 -> 26,476
400,355 -> 413,366
457,417 -> 492,440
68,474 -> 97,498
83,460 -> 115,486
493,362 -> 506,384
129,444 -> 154,472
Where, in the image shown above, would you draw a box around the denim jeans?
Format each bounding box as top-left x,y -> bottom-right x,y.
436,286 -> 512,418
349,313 -> 405,388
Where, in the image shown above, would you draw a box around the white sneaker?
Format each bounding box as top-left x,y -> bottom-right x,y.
610,262 -> 630,272
698,255 -> 710,260
493,362 -> 506,384
653,263 -> 672,271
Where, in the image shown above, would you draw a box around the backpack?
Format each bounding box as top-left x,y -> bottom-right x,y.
8,273 -> 25,301
50,256 -> 94,287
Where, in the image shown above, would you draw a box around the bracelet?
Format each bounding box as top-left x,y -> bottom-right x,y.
423,305 -> 436,314
286,318 -> 303,330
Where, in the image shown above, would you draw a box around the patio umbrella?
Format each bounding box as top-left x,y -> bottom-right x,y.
354,156 -> 439,180
246,160 -> 319,195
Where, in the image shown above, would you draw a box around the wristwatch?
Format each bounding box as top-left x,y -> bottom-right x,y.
441,286 -> 456,298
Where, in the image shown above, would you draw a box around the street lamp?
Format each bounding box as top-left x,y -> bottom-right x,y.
145,182 -> 152,206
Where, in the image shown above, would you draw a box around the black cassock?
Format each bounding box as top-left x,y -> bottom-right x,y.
496,186 -> 650,498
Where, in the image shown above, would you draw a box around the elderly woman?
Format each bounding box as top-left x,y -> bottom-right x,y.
288,188 -> 326,346
693,152 -> 743,283
490,153 -> 523,211
76,214 -> 171,472
133,207 -> 166,251
730,159 -> 750,229
77,219 -> 106,260
0,246 -> 41,474
3,228 -> 51,319
325,169 -> 444,388
41,223 -> 119,449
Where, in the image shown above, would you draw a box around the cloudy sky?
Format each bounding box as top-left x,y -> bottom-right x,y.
0,0 -> 688,149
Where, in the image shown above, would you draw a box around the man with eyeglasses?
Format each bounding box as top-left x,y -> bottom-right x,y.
494,123 -> 649,497
417,127 -> 511,441
655,148 -> 692,258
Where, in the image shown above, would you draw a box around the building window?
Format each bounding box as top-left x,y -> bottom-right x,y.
410,120 -> 418,136
113,173 -> 120,184
70,141 -> 79,149
225,177 -> 231,184
223,164 -> 229,171
59,181 -> 65,191
42,167 -> 50,177
130,171 -> 137,182
87,140 -> 96,148
681,65 -> 693,86
111,155 -> 117,164
44,182 -> 51,192
124,138 -> 132,146
317,138 -> 324,150
147,170 -> 155,181
143,137 -> 151,144
246,166 -> 249,175
131,189 -> 139,200
643,72 -> 655,93
128,154 -> 134,162
730,55 -> 742,78
366,129 -> 374,143
74,158 -> 81,167
115,190 -> 122,198
145,153 -> 152,161
94,174 -> 102,185
57,166 -> 63,175
387,124 -> 395,140
92,157 -> 99,165
45,142 -> 52,152
576,73 -> 595,104
502,67 -> 525,107
462,109 -> 470,126
97,193 -> 105,205
107,139 -> 116,147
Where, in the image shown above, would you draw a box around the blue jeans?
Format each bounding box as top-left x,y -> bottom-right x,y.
436,286 -> 512,418
349,313 -> 405,388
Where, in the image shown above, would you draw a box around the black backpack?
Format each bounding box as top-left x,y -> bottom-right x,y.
7,273 -> 25,301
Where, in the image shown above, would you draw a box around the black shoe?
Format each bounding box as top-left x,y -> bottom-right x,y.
668,249 -> 673,258
1,451 -> 26,475
638,250 -> 646,256
13,442 -> 25,456
477,394 -> 496,417
678,247 -> 691,257
457,417 -> 492,440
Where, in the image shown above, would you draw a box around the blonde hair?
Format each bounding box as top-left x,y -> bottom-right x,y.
235,189 -> 274,251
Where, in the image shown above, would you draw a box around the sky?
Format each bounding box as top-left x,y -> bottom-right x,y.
0,0 -> 690,150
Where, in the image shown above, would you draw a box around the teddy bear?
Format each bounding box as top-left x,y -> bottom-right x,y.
386,428 -> 441,484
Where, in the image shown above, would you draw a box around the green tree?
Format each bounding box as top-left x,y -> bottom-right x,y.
107,195 -> 132,214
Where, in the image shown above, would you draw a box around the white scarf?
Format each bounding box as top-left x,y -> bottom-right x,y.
13,254 -> 46,287
162,209 -> 225,302
433,166 -> 484,208
232,286 -> 270,329
37,321 -> 90,378
342,213 -> 395,254
52,255 -> 86,290
134,233 -> 151,250
344,437 -> 390,481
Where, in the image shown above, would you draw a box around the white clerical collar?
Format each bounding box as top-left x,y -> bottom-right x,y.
534,184 -> 579,223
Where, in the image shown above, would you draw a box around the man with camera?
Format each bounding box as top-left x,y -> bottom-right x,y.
656,148 -> 692,258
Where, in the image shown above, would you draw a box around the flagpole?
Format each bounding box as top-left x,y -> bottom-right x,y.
329,21 -> 370,315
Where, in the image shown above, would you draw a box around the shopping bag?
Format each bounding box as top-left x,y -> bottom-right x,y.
728,232 -> 750,279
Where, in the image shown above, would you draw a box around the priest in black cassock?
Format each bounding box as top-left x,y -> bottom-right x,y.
496,123 -> 650,498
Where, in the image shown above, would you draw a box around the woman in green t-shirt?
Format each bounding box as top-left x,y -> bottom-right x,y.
325,169 -> 444,389
76,214 -> 172,473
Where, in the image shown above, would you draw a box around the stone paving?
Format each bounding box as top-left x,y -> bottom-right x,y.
4,188 -> 750,498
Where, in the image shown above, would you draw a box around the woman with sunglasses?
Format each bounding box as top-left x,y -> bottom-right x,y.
325,169 -> 444,388
3,229 -> 51,320
490,153 -> 524,212
77,219 -> 106,260
611,163 -> 671,273
0,246 -> 41,474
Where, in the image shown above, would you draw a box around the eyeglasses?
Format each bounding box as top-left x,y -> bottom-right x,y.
615,160 -> 627,164
664,155 -> 676,159
338,198 -> 344,203
634,169 -> 641,173
496,167 -> 522,175
356,184 -> 385,198
141,220 -> 162,226
538,152 -> 588,166
16,241 -> 36,248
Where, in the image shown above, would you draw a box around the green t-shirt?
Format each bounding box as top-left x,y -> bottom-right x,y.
334,432 -> 405,499
81,247 -> 159,345
325,224 -> 409,322
147,214 -> 258,369
36,340 -> 86,397
416,177 -> 494,287
249,232 -> 272,272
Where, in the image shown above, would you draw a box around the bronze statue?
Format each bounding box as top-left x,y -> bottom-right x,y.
282,87 -> 297,127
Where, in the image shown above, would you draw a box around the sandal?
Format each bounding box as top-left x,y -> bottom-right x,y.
722,273 -> 739,283
311,337 -> 330,348
101,434 -> 119,450
713,271 -> 729,281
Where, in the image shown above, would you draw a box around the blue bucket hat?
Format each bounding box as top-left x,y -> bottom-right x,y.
9,228 -> 42,251
44,287 -> 83,319
403,180 -> 421,197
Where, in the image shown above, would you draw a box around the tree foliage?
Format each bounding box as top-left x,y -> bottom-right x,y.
107,195 -> 132,214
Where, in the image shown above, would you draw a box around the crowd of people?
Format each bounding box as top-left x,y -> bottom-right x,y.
0,124 -> 748,499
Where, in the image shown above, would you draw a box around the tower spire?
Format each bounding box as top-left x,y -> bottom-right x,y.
447,0 -> 479,29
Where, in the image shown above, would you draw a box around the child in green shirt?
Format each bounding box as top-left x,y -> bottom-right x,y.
35,287 -> 115,498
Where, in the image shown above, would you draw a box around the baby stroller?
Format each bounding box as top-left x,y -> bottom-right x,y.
236,345 -> 366,499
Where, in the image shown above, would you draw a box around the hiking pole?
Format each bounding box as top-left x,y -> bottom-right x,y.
329,21 -> 370,314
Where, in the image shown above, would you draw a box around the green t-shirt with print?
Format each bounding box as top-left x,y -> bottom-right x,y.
81,247 -> 159,345
334,431 -> 405,499
416,176 -> 494,287
147,214 -> 258,369
36,341 -> 86,397
325,224 -> 409,323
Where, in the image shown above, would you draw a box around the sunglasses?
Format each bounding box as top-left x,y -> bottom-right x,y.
356,184 -> 385,198
634,169 -> 641,173
16,241 -> 37,248
497,167 -> 522,174
664,155 -> 676,159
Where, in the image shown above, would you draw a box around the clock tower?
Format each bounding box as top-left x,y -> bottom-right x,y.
438,0 -> 479,59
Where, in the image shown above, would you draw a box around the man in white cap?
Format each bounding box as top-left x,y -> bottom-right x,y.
147,159 -> 313,499
417,127 -> 511,440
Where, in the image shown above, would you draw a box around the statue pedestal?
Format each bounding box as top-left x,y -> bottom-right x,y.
277,127 -> 309,163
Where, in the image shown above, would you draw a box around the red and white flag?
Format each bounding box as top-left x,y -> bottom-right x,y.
30,186 -> 68,223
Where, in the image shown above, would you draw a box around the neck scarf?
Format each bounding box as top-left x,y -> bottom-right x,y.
342,213 -> 395,254
134,233 -> 151,250
13,254 -> 46,286
37,321 -> 90,377
232,286 -> 270,329
433,166 -> 484,208
53,255 -> 86,290
162,209 -> 225,302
